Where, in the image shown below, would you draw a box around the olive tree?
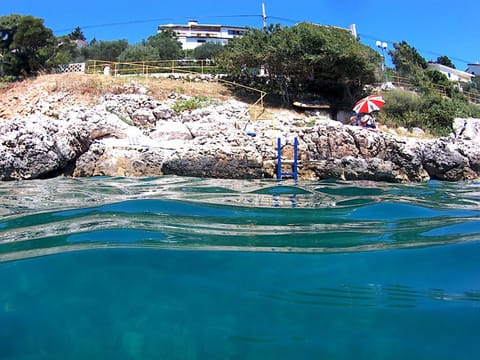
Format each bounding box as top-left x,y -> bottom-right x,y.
193,42 -> 223,60
118,44 -> 159,62
81,39 -> 129,61
217,22 -> 379,106
145,30 -> 182,60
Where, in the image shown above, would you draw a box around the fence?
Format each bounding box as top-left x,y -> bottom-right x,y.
84,59 -> 267,120
56,62 -> 86,73
57,61 -> 480,113
389,74 -> 480,104
86,59 -> 218,76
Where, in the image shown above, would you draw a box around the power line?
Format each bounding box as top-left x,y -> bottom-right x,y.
54,13 -> 475,66
359,32 -> 474,66
268,16 -> 300,24
55,18 -> 174,33
54,14 -> 261,33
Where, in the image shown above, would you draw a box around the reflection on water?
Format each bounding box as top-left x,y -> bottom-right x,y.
1,177 -> 480,261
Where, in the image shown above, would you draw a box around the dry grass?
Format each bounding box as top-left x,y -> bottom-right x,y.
0,73 -> 307,122
0,73 -> 241,120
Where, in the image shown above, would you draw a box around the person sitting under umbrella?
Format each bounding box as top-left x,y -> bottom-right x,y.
350,112 -> 376,128
351,94 -> 385,129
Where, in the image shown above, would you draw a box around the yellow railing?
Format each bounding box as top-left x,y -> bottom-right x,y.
217,77 -> 267,119
389,74 -> 480,104
86,59 -> 267,120
86,59 -> 217,76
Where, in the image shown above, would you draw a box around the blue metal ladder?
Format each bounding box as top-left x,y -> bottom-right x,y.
276,137 -> 298,181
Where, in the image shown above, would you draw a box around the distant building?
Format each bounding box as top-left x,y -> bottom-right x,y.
158,20 -> 247,50
465,63 -> 480,77
73,39 -> 88,48
427,62 -> 474,82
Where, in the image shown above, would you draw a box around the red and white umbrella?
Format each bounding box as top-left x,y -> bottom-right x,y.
353,94 -> 385,114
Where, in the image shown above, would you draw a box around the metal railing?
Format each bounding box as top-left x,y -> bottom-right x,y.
85,59 -> 267,120
389,74 -> 480,104
86,59 -> 218,76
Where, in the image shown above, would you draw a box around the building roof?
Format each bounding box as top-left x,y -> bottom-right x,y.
427,62 -> 474,81
465,63 -> 480,75
158,20 -> 247,31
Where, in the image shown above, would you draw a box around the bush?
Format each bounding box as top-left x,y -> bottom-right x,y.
379,88 -> 480,137
172,96 -> 213,113
379,89 -> 423,128
382,89 -> 422,114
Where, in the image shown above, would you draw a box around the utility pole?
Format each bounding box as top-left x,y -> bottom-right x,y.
262,3 -> 267,29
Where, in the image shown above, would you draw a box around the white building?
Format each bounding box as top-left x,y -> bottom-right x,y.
465,63 -> 480,77
427,62 -> 474,82
158,20 -> 247,50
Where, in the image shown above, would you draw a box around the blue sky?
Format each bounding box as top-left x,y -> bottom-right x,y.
2,0 -> 479,70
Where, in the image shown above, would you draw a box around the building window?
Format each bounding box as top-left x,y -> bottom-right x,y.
227,30 -> 244,36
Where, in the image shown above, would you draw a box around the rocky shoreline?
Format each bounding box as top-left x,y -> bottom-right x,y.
1,80 -> 480,183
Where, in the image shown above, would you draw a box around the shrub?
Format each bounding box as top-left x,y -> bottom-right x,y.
172,96 -> 213,113
379,89 -> 423,128
382,89 -> 422,114
379,88 -> 480,137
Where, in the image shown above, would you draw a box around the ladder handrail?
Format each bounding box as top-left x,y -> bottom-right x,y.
277,137 -> 298,181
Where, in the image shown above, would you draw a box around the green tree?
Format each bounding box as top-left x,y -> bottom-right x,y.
0,15 -> 21,76
389,40 -> 427,78
217,22 -> 378,106
436,55 -> 455,69
118,44 -> 158,62
0,14 -> 56,76
0,14 -> 23,51
193,42 -> 223,60
50,34 -> 84,65
69,26 -> 86,41
380,42 -> 480,136
82,39 -> 129,61
146,30 -> 182,59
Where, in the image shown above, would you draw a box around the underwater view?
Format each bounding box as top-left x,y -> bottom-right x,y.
1,176 -> 479,359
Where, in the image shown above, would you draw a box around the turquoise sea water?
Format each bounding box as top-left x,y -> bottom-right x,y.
1,176 -> 479,359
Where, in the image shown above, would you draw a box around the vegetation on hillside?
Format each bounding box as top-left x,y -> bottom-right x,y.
379,41 -> 480,136
1,14 -> 480,136
216,23 -> 379,109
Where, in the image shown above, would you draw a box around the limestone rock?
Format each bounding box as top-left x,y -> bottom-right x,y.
74,143 -> 166,177
1,83 -> 480,183
0,115 -> 91,180
150,121 -> 192,141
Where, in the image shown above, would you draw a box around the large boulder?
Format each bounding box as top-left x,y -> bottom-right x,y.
1,81 -> 480,183
452,117 -> 480,143
0,115 -> 91,180
162,142 -> 263,179
150,121 -> 192,141
73,143 -> 166,177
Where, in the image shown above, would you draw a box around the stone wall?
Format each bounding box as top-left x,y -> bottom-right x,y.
56,62 -> 86,74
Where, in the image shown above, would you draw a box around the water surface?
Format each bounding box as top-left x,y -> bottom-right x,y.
1,177 -> 479,359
